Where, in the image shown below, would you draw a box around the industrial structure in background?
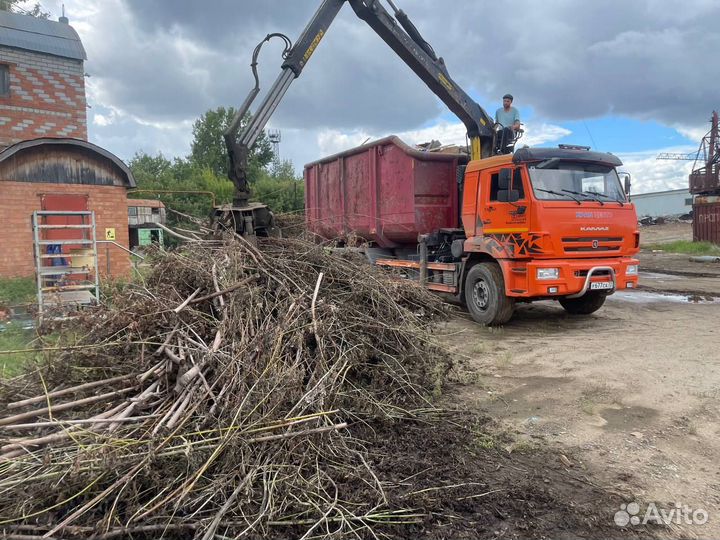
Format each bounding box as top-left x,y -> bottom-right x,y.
267,129 -> 282,166
688,111 -> 719,244
0,10 -> 136,316
655,111 -> 720,244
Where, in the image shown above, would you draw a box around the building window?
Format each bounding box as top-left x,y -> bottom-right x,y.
685,198 -> 693,206
0,65 -> 9,97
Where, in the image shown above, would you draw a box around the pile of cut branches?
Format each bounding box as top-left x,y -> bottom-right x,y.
0,235 -> 449,539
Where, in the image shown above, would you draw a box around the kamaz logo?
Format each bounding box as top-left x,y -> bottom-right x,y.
580,226 -> 610,232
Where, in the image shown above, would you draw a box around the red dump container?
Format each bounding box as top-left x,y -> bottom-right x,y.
693,196 -> 720,244
304,136 -> 461,248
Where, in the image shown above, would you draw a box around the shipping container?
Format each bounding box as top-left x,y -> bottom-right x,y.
693,195 -> 720,245
304,136 -> 464,249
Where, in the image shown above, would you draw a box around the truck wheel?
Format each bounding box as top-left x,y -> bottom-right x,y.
464,263 -> 515,325
559,291 -> 607,315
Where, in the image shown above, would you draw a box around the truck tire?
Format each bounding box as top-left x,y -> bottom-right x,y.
559,291 -> 607,315
464,262 -> 515,325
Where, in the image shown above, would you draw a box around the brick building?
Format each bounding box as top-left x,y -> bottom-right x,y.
0,138 -> 135,278
0,12 -> 134,281
0,10 -> 87,147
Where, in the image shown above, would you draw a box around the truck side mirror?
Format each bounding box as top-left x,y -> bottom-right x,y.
498,168 -> 512,189
619,172 -> 631,198
498,189 -> 520,203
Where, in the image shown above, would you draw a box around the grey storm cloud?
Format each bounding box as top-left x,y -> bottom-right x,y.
44,0 -> 719,171
69,0 -> 720,131
494,1 -> 720,125
124,1 -> 319,46
83,0 -> 442,132
80,0 -> 720,133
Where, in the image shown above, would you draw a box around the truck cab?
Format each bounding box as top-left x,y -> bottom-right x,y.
456,145 -> 639,323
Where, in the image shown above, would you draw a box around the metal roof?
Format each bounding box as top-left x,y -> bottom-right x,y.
0,137 -> 135,187
0,11 -> 86,60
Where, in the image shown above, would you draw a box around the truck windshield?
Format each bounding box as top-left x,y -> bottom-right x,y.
528,161 -> 625,202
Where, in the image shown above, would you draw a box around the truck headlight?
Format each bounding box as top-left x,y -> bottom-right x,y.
536,268 -> 559,280
626,265 -> 638,275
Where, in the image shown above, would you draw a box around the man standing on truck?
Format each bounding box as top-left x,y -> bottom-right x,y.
495,94 -> 521,154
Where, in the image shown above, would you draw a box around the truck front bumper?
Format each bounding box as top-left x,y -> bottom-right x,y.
501,257 -> 640,298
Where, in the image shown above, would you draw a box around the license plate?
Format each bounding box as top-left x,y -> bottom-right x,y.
590,281 -> 614,290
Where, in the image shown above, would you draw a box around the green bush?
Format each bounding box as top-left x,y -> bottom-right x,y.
0,324 -> 35,378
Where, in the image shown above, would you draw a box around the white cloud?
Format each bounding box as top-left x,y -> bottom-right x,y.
92,113 -> 112,127
674,124 -> 709,145
317,129 -> 370,157
523,124 -> 572,146
316,120 -> 572,160
617,150 -> 695,194
400,122 -> 468,147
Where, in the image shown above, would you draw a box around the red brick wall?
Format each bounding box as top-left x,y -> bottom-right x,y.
0,181 -> 130,278
0,47 -> 87,147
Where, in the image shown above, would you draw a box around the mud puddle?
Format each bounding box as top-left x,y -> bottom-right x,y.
598,405 -> 660,432
639,271 -> 683,281
609,290 -> 720,304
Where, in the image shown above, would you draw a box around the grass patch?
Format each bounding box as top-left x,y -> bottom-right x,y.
579,397 -> 597,416
0,277 -> 37,377
645,240 -> 720,255
0,323 -> 36,377
578,384 -> 623,416
508,439 -> 540,454
0,276 -> 36,306
495,350 -> 513,369
0,325 -> 64,378
475,432 -> 497,450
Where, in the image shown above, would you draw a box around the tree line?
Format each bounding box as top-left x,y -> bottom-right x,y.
128,107 -> 304,223
0,0 -> 49,18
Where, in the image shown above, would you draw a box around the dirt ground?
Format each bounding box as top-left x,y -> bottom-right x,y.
638,221 -> 694,246
434,223 -> 720,539
639,223 -> 720,297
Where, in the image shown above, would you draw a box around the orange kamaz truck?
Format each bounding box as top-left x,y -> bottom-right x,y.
306,137 -> 640,324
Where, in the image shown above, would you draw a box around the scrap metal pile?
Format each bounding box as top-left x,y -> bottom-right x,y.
0,235 -> 449,539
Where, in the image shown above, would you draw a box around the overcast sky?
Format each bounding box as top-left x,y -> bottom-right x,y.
34,0 -> 720,193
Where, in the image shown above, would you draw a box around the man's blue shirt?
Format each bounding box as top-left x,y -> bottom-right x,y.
495,106 -> 520,128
